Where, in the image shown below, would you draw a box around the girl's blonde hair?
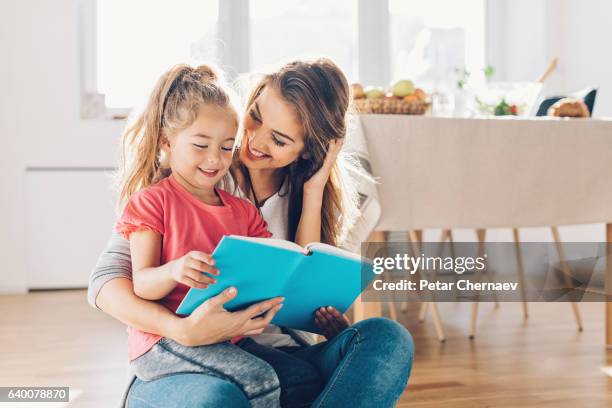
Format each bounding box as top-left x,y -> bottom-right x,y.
116,64 -> 236,210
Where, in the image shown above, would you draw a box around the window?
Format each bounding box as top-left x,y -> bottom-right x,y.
389,0 -> 485,90
250,0 -> 357,81
84,0 -> 486,117
96,0 -> 219,109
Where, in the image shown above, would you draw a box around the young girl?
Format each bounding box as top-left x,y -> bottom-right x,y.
115,64 -> 285,408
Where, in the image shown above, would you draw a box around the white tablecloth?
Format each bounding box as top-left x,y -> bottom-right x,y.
354,115 -> 612,230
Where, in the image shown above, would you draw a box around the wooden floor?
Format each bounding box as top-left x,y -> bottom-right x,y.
1,290 -> 611,407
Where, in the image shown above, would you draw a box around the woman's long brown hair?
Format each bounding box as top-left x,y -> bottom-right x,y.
239,58 -> 362,246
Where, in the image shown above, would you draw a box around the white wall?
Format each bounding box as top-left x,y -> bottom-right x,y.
0,0 -> 123,292
0,0 -> 609,292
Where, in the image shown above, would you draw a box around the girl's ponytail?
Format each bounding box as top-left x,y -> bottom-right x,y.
194,64 -> 218,82
116,64 -> 235,211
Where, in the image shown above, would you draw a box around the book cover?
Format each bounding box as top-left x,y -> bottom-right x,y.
176,235 -> 375,333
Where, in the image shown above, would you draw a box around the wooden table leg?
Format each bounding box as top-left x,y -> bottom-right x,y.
352,230 -> 384,323
606,223 -> 612,348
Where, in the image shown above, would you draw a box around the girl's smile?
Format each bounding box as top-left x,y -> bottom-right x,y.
164,105 -> 238,203
197,167 -> 220,177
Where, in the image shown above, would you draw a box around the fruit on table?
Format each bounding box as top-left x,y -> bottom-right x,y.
351,83 -> 365,99
403,94 -> 419,103
365,87 -> 385,99
414,88 -> 426,101
392,79 -> 415,97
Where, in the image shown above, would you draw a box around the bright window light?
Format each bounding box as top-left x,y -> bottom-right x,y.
97,0 -> 218,109
250,0 -> 357,82
389,0 -> 485,90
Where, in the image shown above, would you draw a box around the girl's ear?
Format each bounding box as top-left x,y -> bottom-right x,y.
159,132 -> 171,150
301,151 -> 311,160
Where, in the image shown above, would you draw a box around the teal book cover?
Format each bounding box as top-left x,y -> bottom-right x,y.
176,236 -> 375,333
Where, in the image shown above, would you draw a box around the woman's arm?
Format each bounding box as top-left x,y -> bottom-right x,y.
295,139 -> 344,246
89,230 -> 185,338
90,230 -> 283,346
295,191 -> 323,246
96,277 -> 184,337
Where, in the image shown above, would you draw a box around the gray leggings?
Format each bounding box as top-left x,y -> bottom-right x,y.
131,338 -> 281,408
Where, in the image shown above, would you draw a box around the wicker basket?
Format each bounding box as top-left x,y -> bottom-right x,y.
353,98 -> 431,115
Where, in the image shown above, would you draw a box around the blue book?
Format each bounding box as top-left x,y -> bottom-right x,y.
176,235 -> 375,333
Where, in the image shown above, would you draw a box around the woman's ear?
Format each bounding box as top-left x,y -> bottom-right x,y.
301,151 -> 311,160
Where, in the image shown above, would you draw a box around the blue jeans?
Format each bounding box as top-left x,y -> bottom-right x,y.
128,318 -> 414,408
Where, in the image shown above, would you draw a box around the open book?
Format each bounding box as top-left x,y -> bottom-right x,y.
176,235 -> 375,333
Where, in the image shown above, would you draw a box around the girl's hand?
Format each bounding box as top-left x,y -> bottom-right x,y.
303,138 -> 344,197
169,251 -> 219,289
174,287 -> 284,346
315,306 -> 350,340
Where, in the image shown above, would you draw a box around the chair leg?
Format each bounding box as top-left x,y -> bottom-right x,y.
418,302 -> 428,321
410,230 -> 446,342
352,230 -> 385,323
470,229 -> 487,339
419,229 -> 452,321
400,232 -> 411,313
382,237 -> 399,321
512,228 -> 529,319
551,226 -> 583,332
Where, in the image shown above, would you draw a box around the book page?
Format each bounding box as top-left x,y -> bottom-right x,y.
228,235 -> 307,254
305,242 -> 362,261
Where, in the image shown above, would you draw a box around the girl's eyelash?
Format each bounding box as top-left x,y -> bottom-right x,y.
195,143 -> 233,152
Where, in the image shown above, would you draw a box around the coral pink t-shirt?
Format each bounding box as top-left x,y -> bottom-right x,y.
116,175 -> 272,361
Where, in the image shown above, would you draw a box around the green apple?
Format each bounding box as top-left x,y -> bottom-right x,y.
392,80 -> 415,97
365,87 -> 385,99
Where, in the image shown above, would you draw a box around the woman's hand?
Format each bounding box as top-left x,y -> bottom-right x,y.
173,287 -> 284,347
169,251 -> 219,289
315,306 -> 350,340
303,138 -> 344,197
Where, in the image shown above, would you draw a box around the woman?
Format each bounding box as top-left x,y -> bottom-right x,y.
89,58 -> 414,407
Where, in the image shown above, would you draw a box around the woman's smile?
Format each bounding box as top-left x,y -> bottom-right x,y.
246,141 -> 271,161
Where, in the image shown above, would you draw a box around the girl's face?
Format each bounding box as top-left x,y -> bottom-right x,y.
240,85 -> 306,170
165,105 -> 237,194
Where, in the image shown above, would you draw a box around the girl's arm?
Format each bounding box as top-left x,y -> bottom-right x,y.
130,229 -> 176,300
130,229 -> 217,300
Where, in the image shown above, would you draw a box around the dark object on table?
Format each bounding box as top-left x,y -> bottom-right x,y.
547,98 -> 590,118
536,88 -> 597,117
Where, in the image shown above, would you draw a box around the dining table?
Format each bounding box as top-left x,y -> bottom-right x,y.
351,114 -> 612,348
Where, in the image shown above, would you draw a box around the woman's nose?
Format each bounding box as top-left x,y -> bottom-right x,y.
249,130 -> 268,152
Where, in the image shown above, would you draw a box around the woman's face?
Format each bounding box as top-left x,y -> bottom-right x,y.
239,85 -> 305,170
